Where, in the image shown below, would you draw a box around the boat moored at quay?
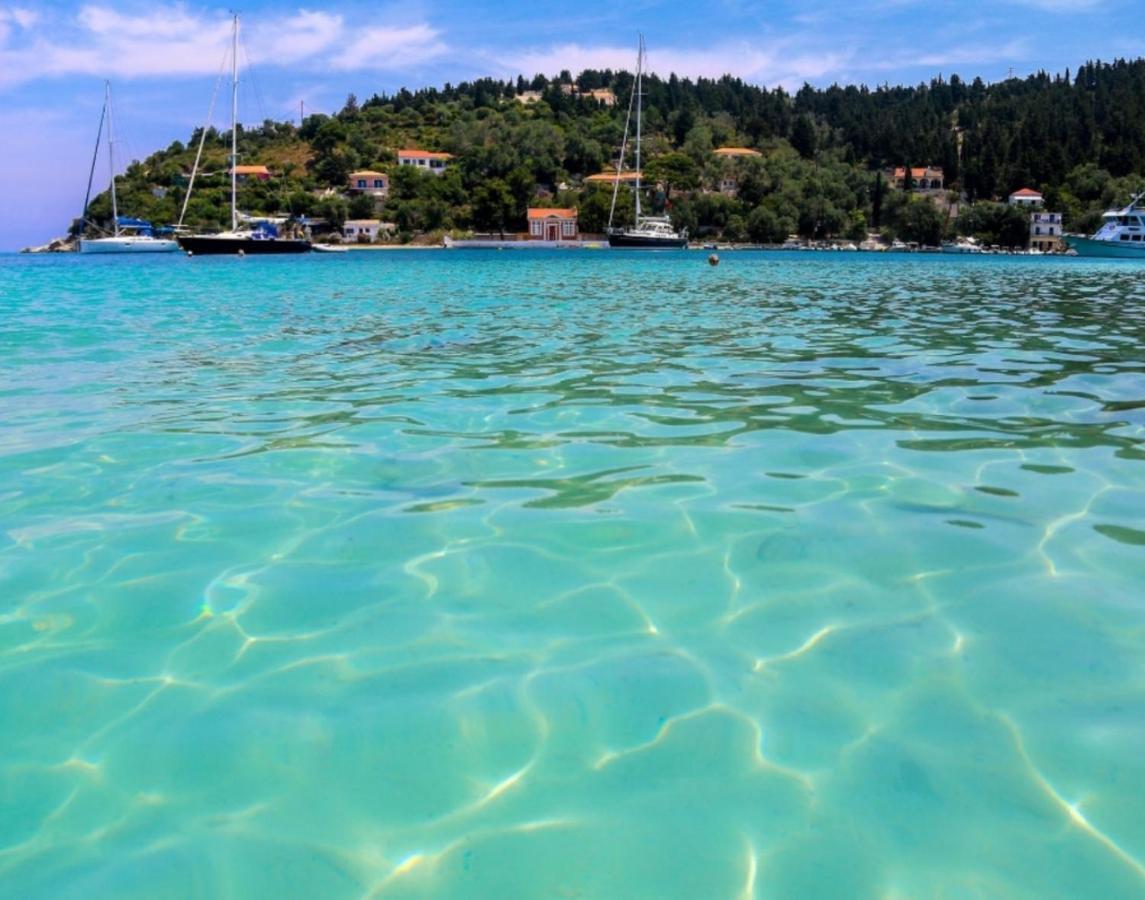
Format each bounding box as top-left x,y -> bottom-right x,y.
1064,193 -> 1145,258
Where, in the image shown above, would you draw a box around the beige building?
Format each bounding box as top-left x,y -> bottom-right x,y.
347,170 -> 388,196
527,208 -> 578,241
891,166 -> 944,192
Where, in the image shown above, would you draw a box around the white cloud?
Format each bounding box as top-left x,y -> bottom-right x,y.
260,10 -> 344,62
1,7 -> 39,29
509,41 -> 852,89
0,4 -> 447,88
334,24 -> 448,70
0,5 -> 38,43
867,39 -> 1033,73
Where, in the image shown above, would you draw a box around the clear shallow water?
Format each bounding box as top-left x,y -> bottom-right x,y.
2,250 -> 1144,898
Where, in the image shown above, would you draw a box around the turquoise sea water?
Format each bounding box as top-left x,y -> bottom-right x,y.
2,250 -> 1144,898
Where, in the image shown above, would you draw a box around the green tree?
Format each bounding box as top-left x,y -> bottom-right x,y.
471,179 -> 515,234
644,151 -> 700,200
747,206 -> 790,243
899,197 -> 946,245
348,194 -> 377,219
791,114 -> 817,159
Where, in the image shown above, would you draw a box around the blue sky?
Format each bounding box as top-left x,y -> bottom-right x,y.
1,1 -> 1141,250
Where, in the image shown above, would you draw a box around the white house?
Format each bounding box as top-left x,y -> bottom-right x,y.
1008,187 -> 1044,207
1029,211 -> 1063,252
397,150 -> 452,175
343,219 -> 395,242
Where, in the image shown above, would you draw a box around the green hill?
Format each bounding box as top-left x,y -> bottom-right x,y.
80,59 -> 1145,245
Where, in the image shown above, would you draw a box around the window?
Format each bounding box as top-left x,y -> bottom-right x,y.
373,179 -> 384,189
357,180 -> 366,188
1035,227 -> 1041,235
563,221 -> 574,236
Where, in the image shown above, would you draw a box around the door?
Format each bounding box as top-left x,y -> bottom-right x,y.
546,222 -> 559,241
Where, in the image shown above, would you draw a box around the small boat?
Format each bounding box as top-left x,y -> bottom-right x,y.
605,36 -> 687,250
1063,193 -> 1145,258
940,238 -> 983,254
77,83 -> 178,254
312,243 -> 349,253
176,15 -> 310,257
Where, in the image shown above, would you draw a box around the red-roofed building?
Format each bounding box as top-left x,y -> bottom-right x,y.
1008,187 -> 1044,207
891,166 -> 944,192
527,208 -> 578,241
232,165 -> 271,181
397,149 -> 453,174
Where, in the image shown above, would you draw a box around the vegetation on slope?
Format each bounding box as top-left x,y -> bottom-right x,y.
80,59 -> 1145,245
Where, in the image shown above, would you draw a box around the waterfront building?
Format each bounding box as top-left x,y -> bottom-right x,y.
527,208 -> 578,241
342,219 -> 394,242
1030,211 -> 1063,252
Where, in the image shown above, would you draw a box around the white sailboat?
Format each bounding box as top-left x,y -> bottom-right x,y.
177,14 -> 310,255
606,35 -> 687,249
78,82 -> 179,254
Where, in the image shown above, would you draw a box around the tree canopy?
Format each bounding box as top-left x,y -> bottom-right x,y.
81,58 -> 1145,245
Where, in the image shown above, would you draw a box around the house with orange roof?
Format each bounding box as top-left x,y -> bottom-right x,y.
890,166 -> 944,192
397,149 -> 453,174
1007,187 -> 1043,207
585,171 -> 642,185
348,170 -> 388,197
714,147 -> 763,195
232,165 -> 270,181
714,147 -> 762,159
527,208 -> 578,241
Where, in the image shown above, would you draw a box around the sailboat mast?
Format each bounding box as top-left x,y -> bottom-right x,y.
230,13 -> 239,232
106,81 -> 119,236
634,35 -> 643,222
80,92 -> 108,243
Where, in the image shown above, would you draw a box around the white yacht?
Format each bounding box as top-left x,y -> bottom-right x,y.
78,82 -> 178,254
606,36 -> 687,249
1064,193 -> 1145,258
